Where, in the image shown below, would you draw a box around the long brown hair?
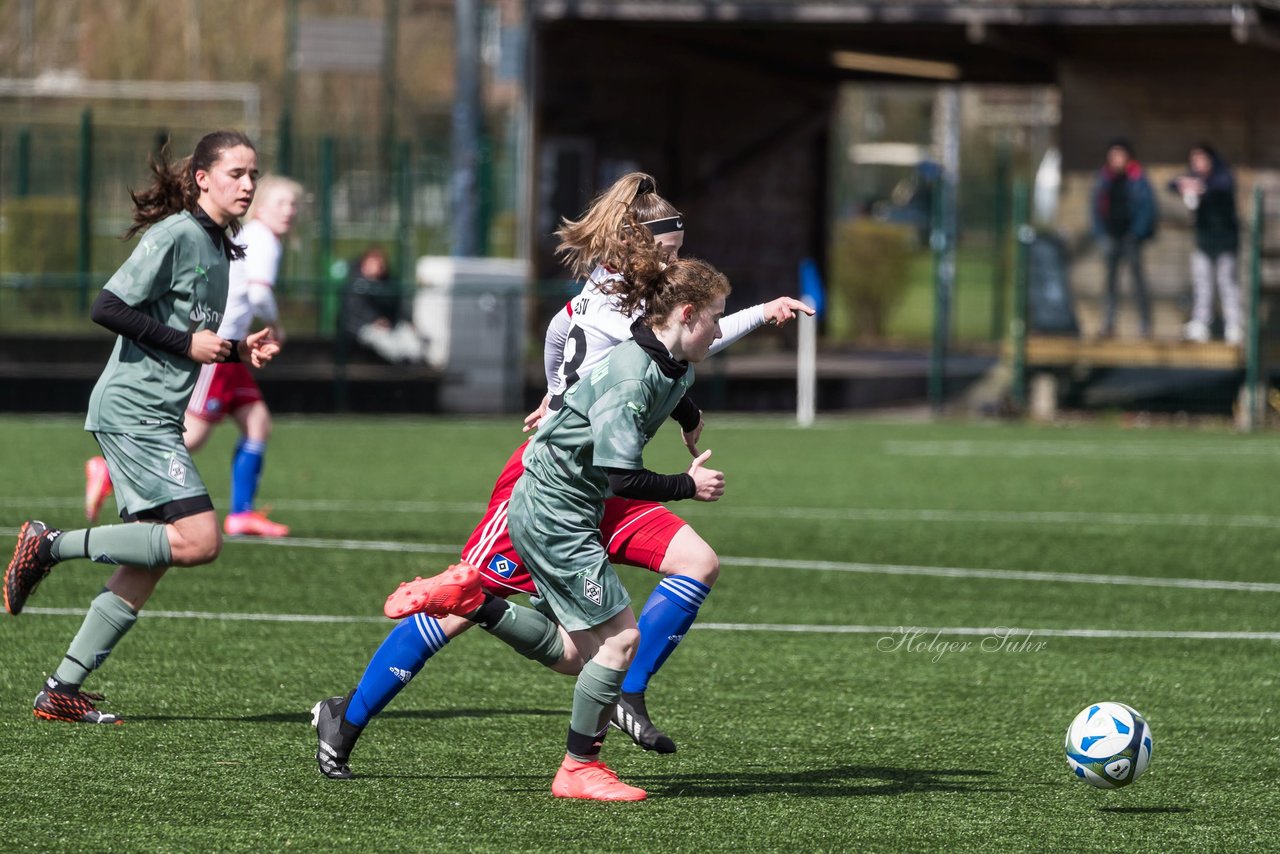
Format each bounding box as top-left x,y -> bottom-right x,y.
124,130 -> 256,252
614,250 -> 731,326
555,172 -> 681,279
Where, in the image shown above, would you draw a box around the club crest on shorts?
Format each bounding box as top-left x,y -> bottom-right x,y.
168,455 -> 187,485
584,577 -> 603,605
487,553 -> 519,578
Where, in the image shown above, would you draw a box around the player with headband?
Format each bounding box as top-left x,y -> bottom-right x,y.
311,172 -> 811,779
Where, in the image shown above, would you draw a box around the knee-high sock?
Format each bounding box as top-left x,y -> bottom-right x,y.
53,590 -> 139,687
467,595 -> 564,667
345,613 -> 449,728
51,524 -> 172,568
566,660 -> 627,762
622,575 -> 711,694
230,438 -> 267,514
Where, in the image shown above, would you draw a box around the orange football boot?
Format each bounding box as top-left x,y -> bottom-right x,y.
384,562 -> 485,619
551,756 -> 647,802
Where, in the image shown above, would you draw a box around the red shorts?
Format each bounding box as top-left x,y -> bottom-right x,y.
186,362 -> 264,423
463,442 -> 689,597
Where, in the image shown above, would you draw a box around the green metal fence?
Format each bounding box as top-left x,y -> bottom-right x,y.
0,112 -> 519,335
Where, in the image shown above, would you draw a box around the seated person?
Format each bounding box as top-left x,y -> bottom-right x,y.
340,247 -> 427,364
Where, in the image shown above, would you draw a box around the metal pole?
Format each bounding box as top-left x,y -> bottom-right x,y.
451,0 -> 481,256
990,140 -> 1010,341
396,138 -> 413,288
1011,180 -> 1031,413
928,86 -> 960,414
381,0 -> 399,176
796,313 -> 816,427
77,108 -> 93,312
317,136 -> 336,334
1245,185 -> 1264,431
515,0 -> 535,263
16,127 -> 31,197
279,0 -> 298,177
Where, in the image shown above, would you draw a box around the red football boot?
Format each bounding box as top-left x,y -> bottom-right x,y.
384,562 -> 485,619
551,756 -> 647,802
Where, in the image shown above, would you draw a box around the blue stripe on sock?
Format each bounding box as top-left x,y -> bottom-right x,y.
657,575 -> 709,608
414,612 -> 448,654
345,615 -> 448,727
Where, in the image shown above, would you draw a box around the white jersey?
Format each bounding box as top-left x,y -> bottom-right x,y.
218,219 -> 281,339
544,265 -> 767,411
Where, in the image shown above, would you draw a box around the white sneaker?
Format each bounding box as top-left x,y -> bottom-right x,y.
1182,320 -> 1210,343
1225,325 -> 1243,346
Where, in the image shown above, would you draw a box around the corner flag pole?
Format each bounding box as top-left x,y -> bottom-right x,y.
796,258 -> 823,428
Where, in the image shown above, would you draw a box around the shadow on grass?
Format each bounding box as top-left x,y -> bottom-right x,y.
125,707 -> 562,724
634,765 -> 1003,798
1098,807 -> 1192,815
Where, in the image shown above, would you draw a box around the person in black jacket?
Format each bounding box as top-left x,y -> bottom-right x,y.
340,246 -> 426,363
1169,143 -> 1242,344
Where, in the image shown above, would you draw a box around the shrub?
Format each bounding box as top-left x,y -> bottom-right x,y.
828,218 -> 916,341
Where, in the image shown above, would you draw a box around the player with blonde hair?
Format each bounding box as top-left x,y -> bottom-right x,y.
312,172 -> 810,780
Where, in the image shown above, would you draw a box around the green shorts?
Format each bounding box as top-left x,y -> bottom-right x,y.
93,430 -> 210,521
506,477 -> 631,633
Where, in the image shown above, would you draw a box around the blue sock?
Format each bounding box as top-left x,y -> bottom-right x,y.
345,613 -> 449,727
230,438 -> 266,514
622,575 -> 711,694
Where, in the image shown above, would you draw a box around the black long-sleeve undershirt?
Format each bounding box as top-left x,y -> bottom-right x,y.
91,290 -> 239,362
669,394 -> 701,433
605,467 -> 696,502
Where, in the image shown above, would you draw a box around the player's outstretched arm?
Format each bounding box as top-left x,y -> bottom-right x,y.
708,296 -> 815,356
762,296 -> 815,327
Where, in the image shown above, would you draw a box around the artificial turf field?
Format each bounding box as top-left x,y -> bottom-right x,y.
1,414 -> 1277,852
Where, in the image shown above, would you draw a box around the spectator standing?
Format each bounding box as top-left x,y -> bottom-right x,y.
1091,139 -> 1158,338
1169,143 -> 1242,344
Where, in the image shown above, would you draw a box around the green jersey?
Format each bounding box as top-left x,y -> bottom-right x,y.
85,211 -> 231,435
523,337 -> 693,516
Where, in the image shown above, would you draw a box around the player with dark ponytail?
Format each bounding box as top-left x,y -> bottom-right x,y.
4,131 -> 279,724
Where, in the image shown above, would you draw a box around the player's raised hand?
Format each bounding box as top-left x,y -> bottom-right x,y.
240,327 -> 281,368
681,416 -> 704,456
687,449 -> 724,502
523,394 -> 551,432
763,296 -> 816,327
189,329 -> 232,364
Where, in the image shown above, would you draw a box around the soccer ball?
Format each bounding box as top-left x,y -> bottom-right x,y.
1064,701 -> 1153,789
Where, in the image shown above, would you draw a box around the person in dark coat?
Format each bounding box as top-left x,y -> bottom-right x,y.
1168,142 -> 1241,344
1090,139 -> 1158,338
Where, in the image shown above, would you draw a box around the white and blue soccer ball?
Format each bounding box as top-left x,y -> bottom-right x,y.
1064,701 -> 1153,789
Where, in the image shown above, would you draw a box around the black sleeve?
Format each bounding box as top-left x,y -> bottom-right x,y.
91,290 -> 192,358
605,467 -> 696,502
669,394 -> 701,433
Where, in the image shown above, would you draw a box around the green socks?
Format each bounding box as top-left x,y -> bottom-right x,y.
53,590 -> 139,687
52,524 -> 172,568
470,596 -> 565,667
566,660 -> 627,761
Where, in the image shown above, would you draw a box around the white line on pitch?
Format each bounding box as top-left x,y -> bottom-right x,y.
260,536 -> 1280,593
884,440 -> 1280,459
5,497 -> 1280,530
19,607 -> 1279,640
2,530 -> 1276,594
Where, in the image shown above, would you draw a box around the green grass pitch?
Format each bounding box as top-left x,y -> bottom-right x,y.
1,414 -> 1277,852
